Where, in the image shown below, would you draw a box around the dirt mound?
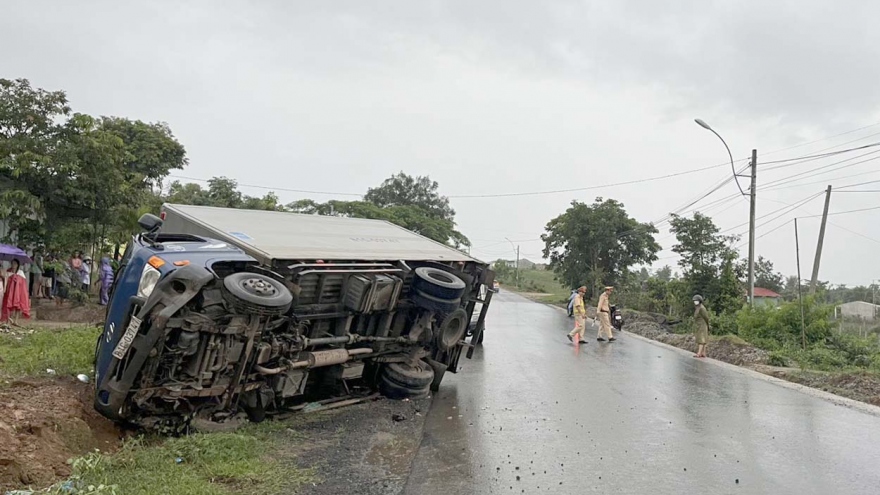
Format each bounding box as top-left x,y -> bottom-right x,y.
33,300 -> 105,325
623,315 -> 769,366
0,378 -> 121,492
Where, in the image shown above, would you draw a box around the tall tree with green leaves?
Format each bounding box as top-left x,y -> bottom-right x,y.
669,212 -> 744,314
541,198 -> 660,294
0,78 -> 71,243
287,173 -> 470,248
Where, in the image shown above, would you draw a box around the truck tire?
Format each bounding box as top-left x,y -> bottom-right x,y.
435,308 -> 468,351
223,272 -> 292,316
379,376 -> 430,400
412,267 -> 466,300
381,361 -> 435,389
410,289 -> 461,313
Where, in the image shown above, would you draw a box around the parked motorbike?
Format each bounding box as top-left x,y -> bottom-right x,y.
610,305 -> 624,331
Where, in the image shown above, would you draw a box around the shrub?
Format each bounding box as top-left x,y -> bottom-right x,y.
711,311 -> 739,336
736,297 -> 834,350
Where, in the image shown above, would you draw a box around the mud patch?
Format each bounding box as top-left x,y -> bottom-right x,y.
757,368 -> 880,406
0,377 -> 121,492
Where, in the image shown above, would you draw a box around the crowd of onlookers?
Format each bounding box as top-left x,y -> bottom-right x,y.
25,250 -> 115,305
0,249 -> 117,326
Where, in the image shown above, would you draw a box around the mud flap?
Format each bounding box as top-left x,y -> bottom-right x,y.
95,265 -> 215,421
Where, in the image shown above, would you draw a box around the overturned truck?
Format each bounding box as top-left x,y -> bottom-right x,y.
93,204 -> 494,428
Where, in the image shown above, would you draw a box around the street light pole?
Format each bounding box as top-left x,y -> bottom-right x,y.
505,237 -> 520,288
695,119 -> 756,307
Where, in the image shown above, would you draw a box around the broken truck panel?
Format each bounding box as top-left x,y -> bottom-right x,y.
94,207 -> 494,428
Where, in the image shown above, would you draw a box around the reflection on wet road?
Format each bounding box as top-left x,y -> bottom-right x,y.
403,291 -> 880,494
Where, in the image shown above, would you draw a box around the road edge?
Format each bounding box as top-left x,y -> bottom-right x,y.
545,303 -> 880,418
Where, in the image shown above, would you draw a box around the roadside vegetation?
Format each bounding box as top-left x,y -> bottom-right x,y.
0,325 -> 99,383
47,424 -> 314,495
0,325 -> 317,494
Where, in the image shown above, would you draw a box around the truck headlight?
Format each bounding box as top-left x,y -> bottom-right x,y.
138,264 -> 161,298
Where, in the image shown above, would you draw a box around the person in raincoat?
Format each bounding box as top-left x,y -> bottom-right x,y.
567,289 -> 578,317
693,294 -> 710,358
2,259 -> 31,324
567,286 -> 588,344
596,286 -> 615,342
99,257 -> 114,305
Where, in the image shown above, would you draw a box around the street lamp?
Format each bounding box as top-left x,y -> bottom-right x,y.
695,118 -> 755,307
694,119 -> 746,197
504,237 -> 520,288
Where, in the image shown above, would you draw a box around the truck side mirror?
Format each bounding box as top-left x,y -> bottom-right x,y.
138,213 -> 163,233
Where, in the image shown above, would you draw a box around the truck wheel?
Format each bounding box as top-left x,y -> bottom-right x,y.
412,267 -> 466,300
381,361 -> 435,389
379,376 -> 430,400
435,308 -> 468,351
223,272 -> 292,316
411,290 -> 461,313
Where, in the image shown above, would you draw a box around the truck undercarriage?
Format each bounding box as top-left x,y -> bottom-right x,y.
96,252 -> 493,430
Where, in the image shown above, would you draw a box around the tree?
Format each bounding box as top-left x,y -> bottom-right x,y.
0,78 -> 71,243
541,198 -> 660,294
655,265 -> 673,282
669,212 -> 744,315
165,177 -> 283,211
364,172 -> 454,221
752,255 -> 784,294
1,79 -> 189,254
287,173 -> 470,248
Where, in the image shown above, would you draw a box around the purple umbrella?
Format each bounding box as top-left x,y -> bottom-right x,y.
0,243 -> 33,265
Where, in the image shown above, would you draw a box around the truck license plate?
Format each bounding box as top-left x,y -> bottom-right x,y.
112,315 -> 142,360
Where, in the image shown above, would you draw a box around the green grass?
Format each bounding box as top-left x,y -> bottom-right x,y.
504,269 -> 570,302
0,325 -> 100,381
49,422 -> 315,495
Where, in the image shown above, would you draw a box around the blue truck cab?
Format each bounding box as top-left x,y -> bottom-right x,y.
94,208 -> 494,429
94,214 -> 258,424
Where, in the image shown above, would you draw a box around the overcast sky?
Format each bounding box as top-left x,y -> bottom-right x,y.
3,1 -> 880,286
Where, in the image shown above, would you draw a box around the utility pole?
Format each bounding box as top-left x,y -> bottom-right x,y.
515,245 -> 520,288
747,149 -> 758,307
809,185 -> 833,294
795,219 -> 806,350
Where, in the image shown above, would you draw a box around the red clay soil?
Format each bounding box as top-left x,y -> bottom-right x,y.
0,377 -> 121,492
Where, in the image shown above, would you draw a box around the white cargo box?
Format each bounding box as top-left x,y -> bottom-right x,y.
160,204 -> 482,266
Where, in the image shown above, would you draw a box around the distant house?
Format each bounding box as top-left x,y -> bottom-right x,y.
836,301 -> 879,321
752,287 -> 782,308
518,259 -> 536,270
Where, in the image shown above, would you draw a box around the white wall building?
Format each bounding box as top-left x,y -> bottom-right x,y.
836,301 -> 879,321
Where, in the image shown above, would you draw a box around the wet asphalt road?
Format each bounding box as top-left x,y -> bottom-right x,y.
403,291 -> 880,495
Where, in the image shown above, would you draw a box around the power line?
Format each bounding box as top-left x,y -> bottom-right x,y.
759,122 -> 880,157
446,163 -> 726,199
722,191 -> 824,235
800,205 -> 880,218
760,150 -> 880,190
168,175 -> 364,197
761,142 -> 880,169
762,169 -> 880,191
168,124 -> 880,202
828,222 -> 880,246
836,178 -> 880,190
